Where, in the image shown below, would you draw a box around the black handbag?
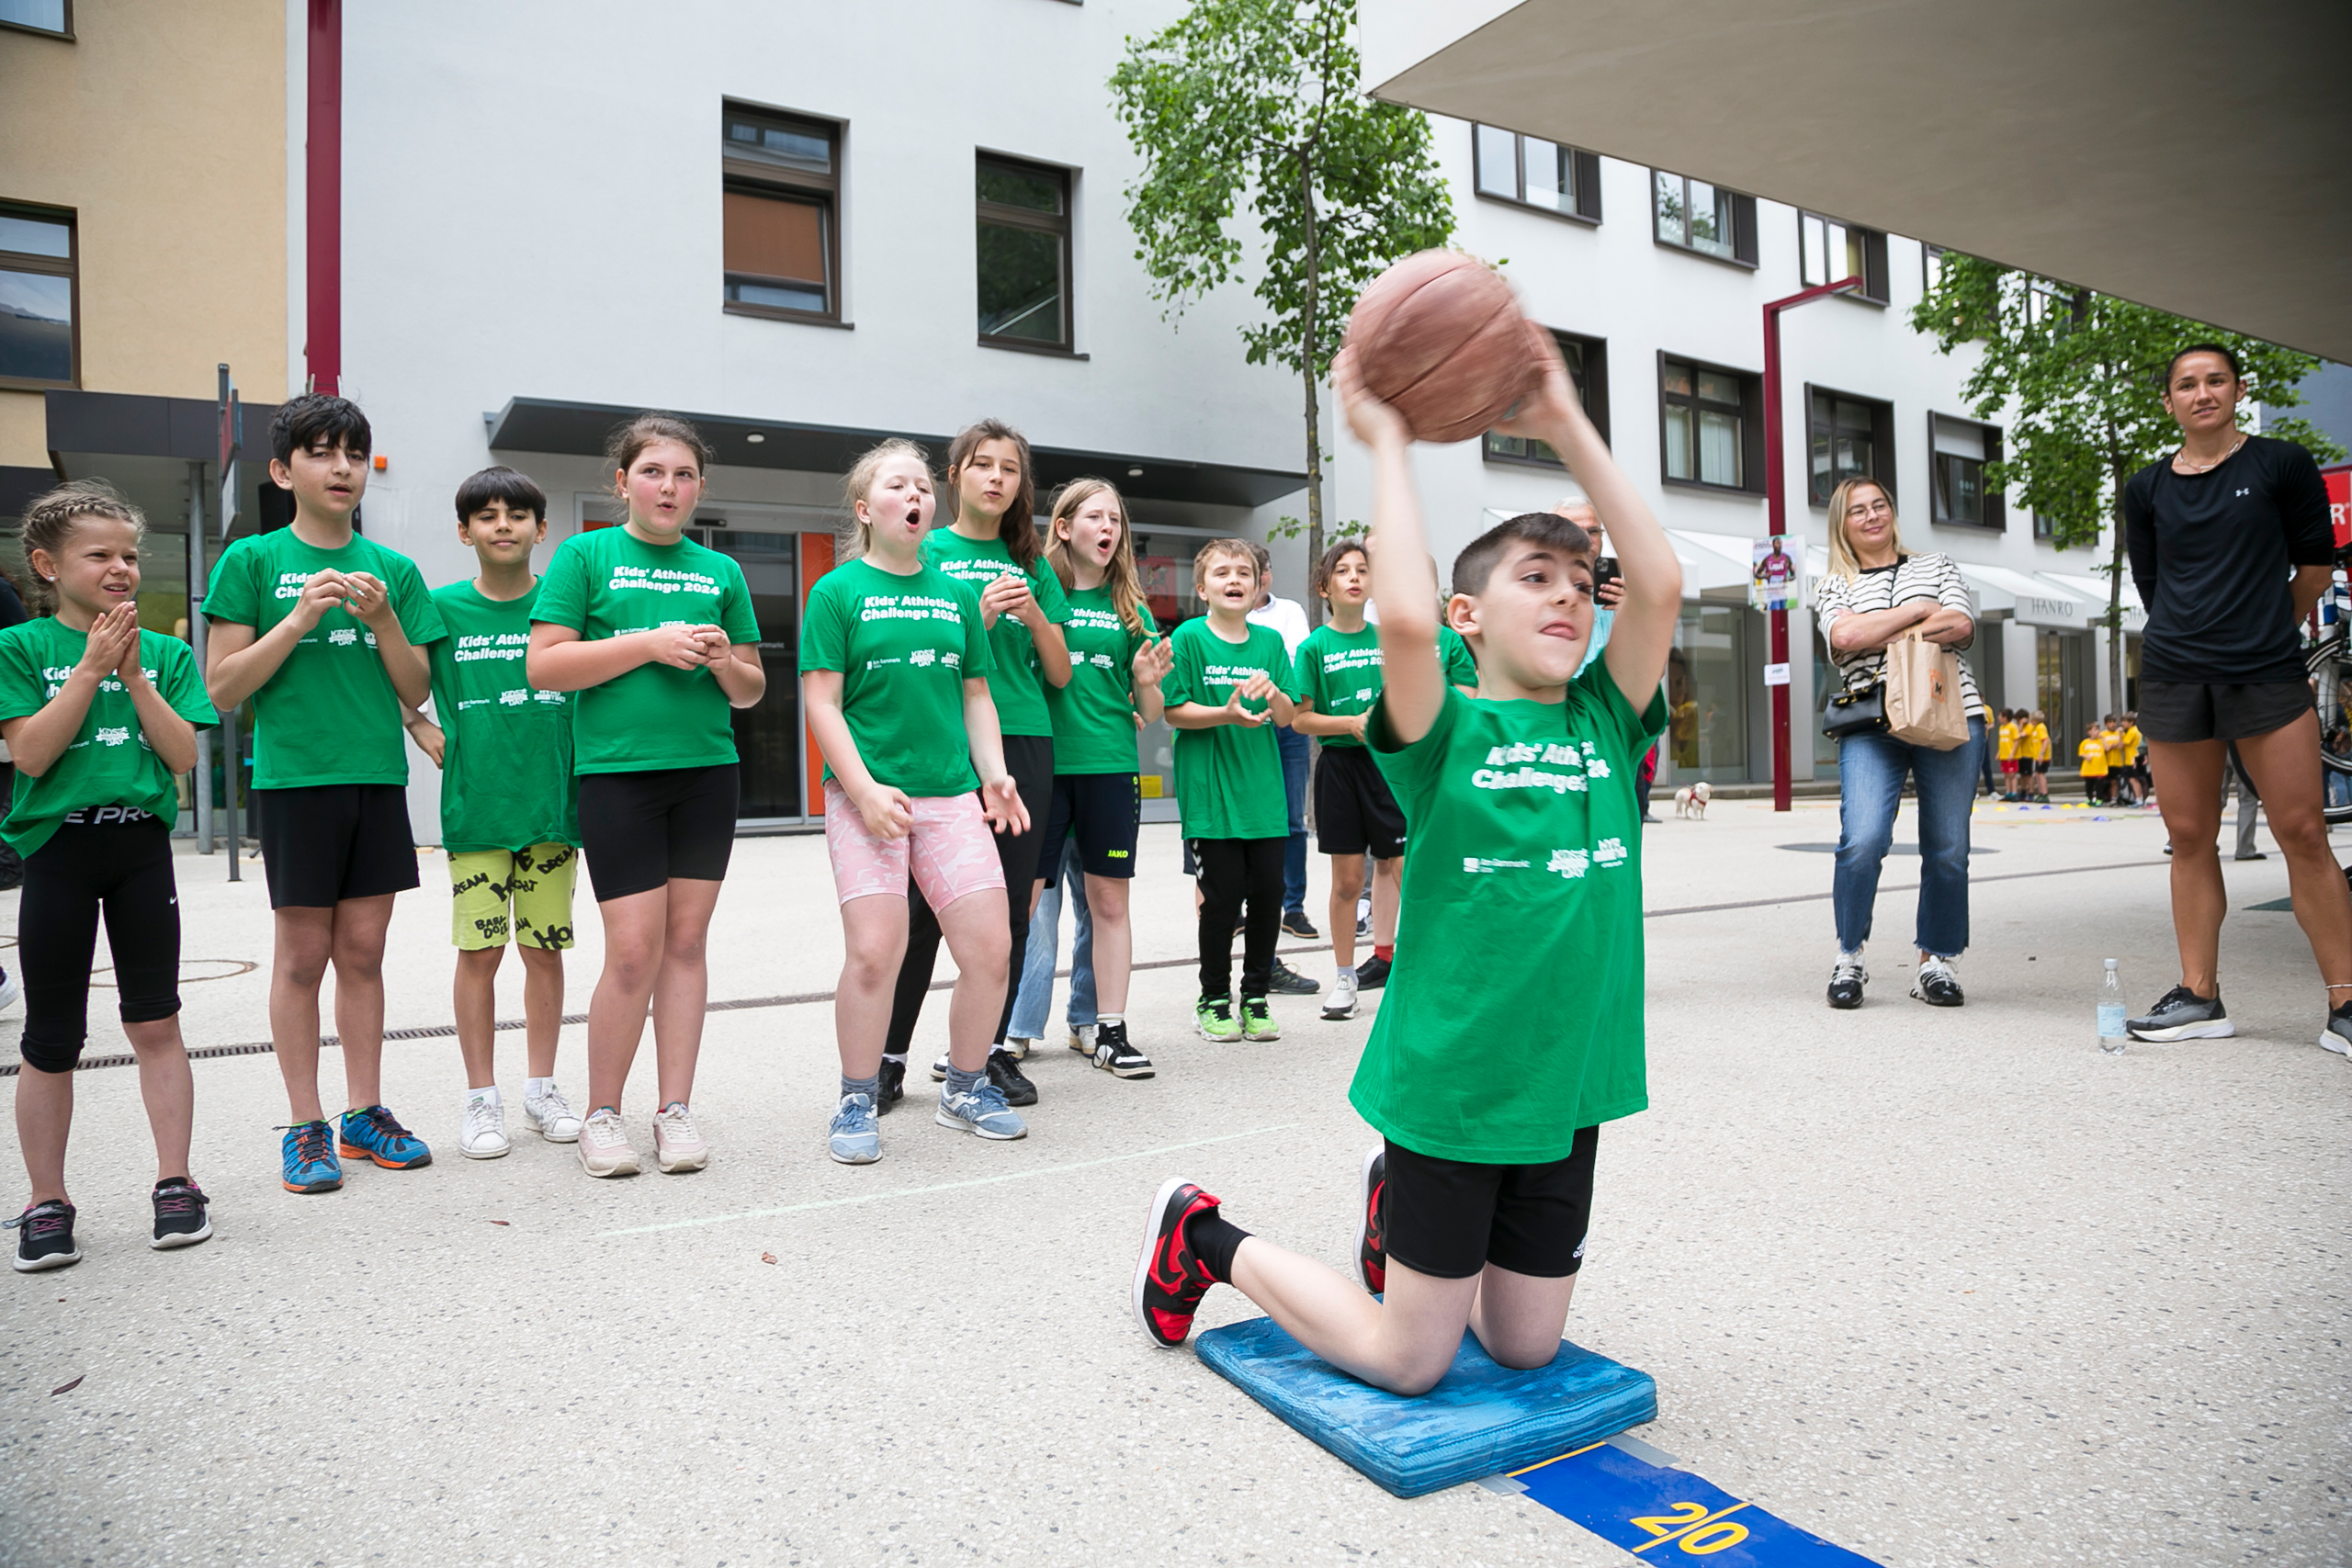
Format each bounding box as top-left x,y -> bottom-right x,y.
1822,681 -> 1888,740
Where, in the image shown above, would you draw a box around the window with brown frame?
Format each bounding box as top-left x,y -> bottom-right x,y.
977,155 -> 1071,352
1798,211 -> 1888,302
1660,355 -> 1763,493
1805,385 -> 1896,506
0,0 -> 72,39
0,202 -> 76,388
1652,172 -> 1757,267
1473,124 -> 1601,225
722,105 -> 841,324
1486,329 -> 1608,465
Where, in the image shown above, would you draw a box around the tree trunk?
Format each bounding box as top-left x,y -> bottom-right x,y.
1299,149 -> 1324,627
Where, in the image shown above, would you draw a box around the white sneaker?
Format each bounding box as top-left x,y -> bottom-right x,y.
651,1101 -> 708,1173
1004,1036 -> 1036,1061
458,1089 -> 510,1160
523,1082 -> 582,1143
0,970 -> 19,1014
1323,971 -> 1360,1021
578,1108 -> 640,1178
1067,1023 -> 1099,1056
929,1054 -> 951,1083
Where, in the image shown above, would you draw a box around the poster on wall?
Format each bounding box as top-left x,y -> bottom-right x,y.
1750,536 -> 1803,612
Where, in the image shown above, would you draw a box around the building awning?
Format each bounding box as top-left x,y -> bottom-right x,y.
1360,1 -> 2351,361
486,398 -> 1308,512
1951,562 -> 2142,629
43,389 -> 287,541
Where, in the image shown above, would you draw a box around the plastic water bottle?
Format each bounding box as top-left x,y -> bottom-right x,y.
2098,959 -> 2127,1054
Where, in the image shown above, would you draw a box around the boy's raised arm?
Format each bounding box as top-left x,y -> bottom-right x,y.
1335,347 -> 1446,749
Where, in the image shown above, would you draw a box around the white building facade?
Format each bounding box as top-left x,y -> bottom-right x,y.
290,0 -> 2139,836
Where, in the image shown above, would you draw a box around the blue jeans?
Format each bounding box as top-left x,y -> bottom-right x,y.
1008,838 -> 1095,1040
1278,725 -> 1309,911
1833,715 -> 1984,958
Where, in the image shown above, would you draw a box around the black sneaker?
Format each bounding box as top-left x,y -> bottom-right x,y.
2128,986 -> 2233,1042
1091,1021 -> 1155,1079
150,1180 -> 212,1250
1353,955 -> 1392,991
987,1051 -> 1038,1107
1827,953 -> 1866,1010
1268,957 -> 1320,996
2322,1000 -> 2352,1057
1131,1177 -> 1222,1348
7,1199 -> 79,1273
875,1057 -> 906,1116
1281,908 -> 1319,939
1354,1147 -> 1386,1294
1910,957 -> 1964,1007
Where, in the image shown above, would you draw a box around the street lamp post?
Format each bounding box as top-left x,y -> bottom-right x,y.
1761,276 -> 1864,811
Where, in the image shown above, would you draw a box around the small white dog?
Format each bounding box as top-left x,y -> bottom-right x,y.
1673,781 -> 1713,820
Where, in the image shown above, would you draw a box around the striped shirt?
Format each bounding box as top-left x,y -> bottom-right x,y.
1815,552 -> 1984,716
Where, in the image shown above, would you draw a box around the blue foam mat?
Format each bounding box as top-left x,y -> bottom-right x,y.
1194,1314 -> 1657,1498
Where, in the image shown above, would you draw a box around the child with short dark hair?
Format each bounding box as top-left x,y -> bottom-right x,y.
404,467 -> 583,1159
2078,722 -> 2111,804
1133,334 -> 1679,1393
203,393 -> 448,1194
2,481 -> 219,1268
1164,541 -> 1298,1043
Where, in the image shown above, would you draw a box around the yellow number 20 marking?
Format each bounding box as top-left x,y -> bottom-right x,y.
1679,1520 -> 1752,1554
1629,1501 -> 1754,1555
1631,1504 -> 1712,1538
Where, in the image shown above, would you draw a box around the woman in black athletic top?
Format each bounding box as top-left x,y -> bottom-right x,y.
2119,344 -> 2350,1050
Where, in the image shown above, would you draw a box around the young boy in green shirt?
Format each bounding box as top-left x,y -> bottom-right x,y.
1163,540 -> 1300,1043
403,468 -> 582,1160
204,395 -> 447,1195
1134,334 -> 1680,1394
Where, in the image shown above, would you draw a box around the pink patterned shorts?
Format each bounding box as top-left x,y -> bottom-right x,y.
823,782 -> 1007,908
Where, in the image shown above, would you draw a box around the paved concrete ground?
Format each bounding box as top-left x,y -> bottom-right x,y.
1,796 -> 2346,1568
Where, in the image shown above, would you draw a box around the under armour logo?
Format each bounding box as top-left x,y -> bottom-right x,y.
2235,488 -> 2251,497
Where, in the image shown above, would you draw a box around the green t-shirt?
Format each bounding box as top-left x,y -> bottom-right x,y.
801,558 -> 992,799
0,623 -> 217,856
531,527 -> 760,775
427,580 -> 580,853
920,528 -> 1070,739
202,528 -> 445,789
1045,584 -> 1153,774
1293,621 -> 1384,749
1163,616 -> 1296,840
1440,625 -> 1479,689
1351,667 -> 1668,1164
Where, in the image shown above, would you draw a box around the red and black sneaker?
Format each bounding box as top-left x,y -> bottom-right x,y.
1132,1177 -> 1223,1347
1354,1146 -> 1386,1294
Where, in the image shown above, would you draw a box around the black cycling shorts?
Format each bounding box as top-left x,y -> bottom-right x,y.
1312,745 -> 1406,860
2137,679 -> 2314,745
255,784 -> 421,909
1384,1126 -> 1599,1280
1037,772 -> 1141,882
577,763 -> 739,901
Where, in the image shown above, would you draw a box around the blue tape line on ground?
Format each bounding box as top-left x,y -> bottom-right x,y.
1510,1440 -> 1883,1566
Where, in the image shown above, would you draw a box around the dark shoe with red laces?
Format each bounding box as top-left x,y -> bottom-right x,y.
151,1180 -> 212,1249
1132,1177 -> 1222,1348
1354,1147 -> 1386,1294
7,1199 -> 79,1272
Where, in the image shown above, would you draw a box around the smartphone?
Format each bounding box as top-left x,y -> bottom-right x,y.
1593,555 -> 1621,592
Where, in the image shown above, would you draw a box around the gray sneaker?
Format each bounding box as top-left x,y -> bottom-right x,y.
828,1093 -> 881,1165
936,1081 -> 1028,1141
2321,1002 -> 2352,1056
2127,986 -> 2233,1042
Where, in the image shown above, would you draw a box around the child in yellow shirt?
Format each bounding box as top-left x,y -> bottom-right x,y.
2077,723 -> 2111,805
1996,710 -> 2020,800
2024,710 -> 2051,800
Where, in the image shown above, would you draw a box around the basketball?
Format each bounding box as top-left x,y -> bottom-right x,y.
1344,251 -> 1542,445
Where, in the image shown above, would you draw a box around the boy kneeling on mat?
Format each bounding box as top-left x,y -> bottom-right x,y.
1133,332 -> 1679,1394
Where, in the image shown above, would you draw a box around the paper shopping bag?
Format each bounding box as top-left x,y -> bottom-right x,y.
1883,632 -> 1969,750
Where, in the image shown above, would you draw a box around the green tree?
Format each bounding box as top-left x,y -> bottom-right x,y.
1913,254 -> 2344,706
1109,0 -> 1453,586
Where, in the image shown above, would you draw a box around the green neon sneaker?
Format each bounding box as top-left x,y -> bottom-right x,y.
1195,996 -> 1241,1042
1240,997 -> 1281,1042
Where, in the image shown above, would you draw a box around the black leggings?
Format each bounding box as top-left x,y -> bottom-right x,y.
19,812 -> 181,1073
1193,836 -> 1283,1001
884,734 -> 1054,1055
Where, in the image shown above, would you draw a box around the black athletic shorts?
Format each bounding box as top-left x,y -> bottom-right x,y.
1037,772 -> 1140,881
255,784 -> 421,909
577,763 -> 738,901
2136,679 -> 2314,745
1383,1126 -> 1599,1280
1313,745 -> 1406,860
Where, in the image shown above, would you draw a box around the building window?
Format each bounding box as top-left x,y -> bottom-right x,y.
1667,608 -> 1747,783
1659,356 -> 1761,492
1798,212 -> 1888,301
1804,387 -> 1895,506
1923,243 -> 1949,293
1486,330 -> 1608,464
1652,171 -> 1756,266
0,202 -> 75,388
0,0 -> 70,39
977,155 -> 1071,351
1929,413 -> 2005,530
2033,510 -> 2055,541
722,105 -> 842,323
1473,125 -> 1601,223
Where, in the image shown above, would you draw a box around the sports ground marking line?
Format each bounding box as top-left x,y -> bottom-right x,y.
2,858 -> 2169,1077
593,1122 -> 1300,1237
